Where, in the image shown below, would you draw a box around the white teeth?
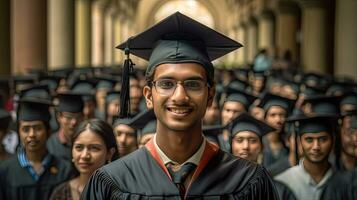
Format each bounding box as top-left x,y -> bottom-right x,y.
170,108 -> 190,114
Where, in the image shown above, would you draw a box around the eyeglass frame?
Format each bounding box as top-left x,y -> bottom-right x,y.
150,78 -> 211,96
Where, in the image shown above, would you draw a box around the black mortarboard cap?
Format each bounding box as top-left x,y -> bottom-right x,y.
141,120 -> 157,136
116,12 -> 242,118
229,113 -> 276,138
226,79 -> 248,91
17,99 -> 51,121
105,90 -> 121,103
0,108 -> 11,130
39,75 -> 61,91
19,84 -> 51,101
71,80 -> 96,102
56,92 -> 84,113
203,125 -> 222,145
286,114 -> 339,135
258,92 -> 295,113
129,109 -> 156,130
12,75 -> 37,93
303,95 -> 341,115
340,91 -> 357,106
95,76 -> 117,90
224,87 -> 257,110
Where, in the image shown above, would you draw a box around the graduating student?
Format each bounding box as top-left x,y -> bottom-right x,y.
47,93 -> 84,161
112,117 -> 138,157
219,87 -> 257,152
50,119 -> 118,200
81,12 -> 278,199
0,99 -> 72,200
229,112 -> 296,200
258,92 -> 295,168
320,113 -> 357,200
275,114 -> 338,200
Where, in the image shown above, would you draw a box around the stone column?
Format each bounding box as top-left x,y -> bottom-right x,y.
275,1 -> 299,61
247,18 -> 258,63
334,0 -> 357,77
104,8 -> 115,66
258,11 -> 275,50
300,0 -> 329,73
48,0 -> 75,70
91,3 -> 105,67
113,14 -> 123,65
11,0 -> 47,75
236,24 -> 247,65
75,0 -> 92,67
0,0 -> 11,75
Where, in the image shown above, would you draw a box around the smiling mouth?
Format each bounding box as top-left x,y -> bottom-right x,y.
167,107 -> 193,115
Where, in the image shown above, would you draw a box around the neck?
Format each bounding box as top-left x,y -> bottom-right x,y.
288,149 -> 297,166
156,123 -> 203,164
341,151 -> 357,171
26,148 -> 47,163
303,158 -> 330,184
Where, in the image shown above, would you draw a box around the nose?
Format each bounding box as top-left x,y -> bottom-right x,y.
28,128 -> 36,138
242,140 -> 249,149
119,133 -> 127,144
171,83 -> 189,103
312,139 -> 321,150
81,148 -> 91,160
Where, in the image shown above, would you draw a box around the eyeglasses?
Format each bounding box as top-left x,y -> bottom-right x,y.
152,79 -> 209,96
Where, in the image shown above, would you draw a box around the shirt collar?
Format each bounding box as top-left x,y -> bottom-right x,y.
17,146 -> 53,168
299,158 -> 334,187
153,134 -> 206,166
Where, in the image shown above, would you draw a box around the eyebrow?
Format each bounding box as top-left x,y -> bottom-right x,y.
155,76 -> 206,81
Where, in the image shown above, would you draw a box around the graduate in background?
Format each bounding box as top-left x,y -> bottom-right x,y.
275,114 -> 338,200
229,112 -> 296,200
81,12 -> 278,199
0,99 -> 72,200
47,93 -> 84,161
50,119 -> 118,200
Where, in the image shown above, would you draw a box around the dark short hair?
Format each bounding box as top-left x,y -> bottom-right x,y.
72,119 -> 119,161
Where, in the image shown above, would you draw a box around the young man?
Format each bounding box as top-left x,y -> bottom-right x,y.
47,93 -> 84,161
259,92 -> 295,168
229,112 -> 296,200
81,12 -> 278,199
0,99 -> 72,200
112,117 -> 138,157
275,114 -> 337,200
320,112 -> 357,200
219,87 -> 257,151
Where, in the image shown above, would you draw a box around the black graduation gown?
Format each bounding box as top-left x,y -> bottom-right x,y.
0,154 -> 73,200
81,140 -> 279,200
47,132 -> 72,161
274,180 -> 296,200
266,156 -> 291,177
320,169 -> 357,200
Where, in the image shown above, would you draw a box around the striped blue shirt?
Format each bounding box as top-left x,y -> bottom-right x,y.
17,146 -> 53,181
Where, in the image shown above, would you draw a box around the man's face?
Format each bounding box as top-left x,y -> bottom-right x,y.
19,120 -> 48,152
58,112 -> 84,140
300,132 -> 333,164
114,124 -> 137,157
250,106 -> 265,121
106,99 -> 120,118
83,101 -> 96,119
231,131 -> 262,162
341,117 -> 357,157
96,89 -> 108,112
265,106 -> 287,132
221,101 -> 246,126
143,63 -> 215,132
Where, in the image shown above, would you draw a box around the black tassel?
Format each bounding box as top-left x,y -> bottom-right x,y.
294,121 -> 299,165
119,38 -> 134,118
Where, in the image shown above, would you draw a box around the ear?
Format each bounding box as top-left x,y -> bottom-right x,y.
106,147 -> 116,162
143,86 -> 154,109
206,86 -> 216,107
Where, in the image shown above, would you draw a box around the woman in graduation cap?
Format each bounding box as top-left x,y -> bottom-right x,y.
81,12 -> 278,199
229,112 -> 297,200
